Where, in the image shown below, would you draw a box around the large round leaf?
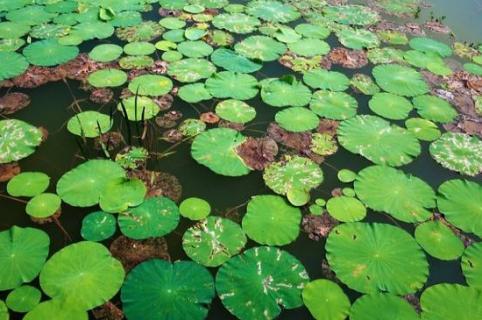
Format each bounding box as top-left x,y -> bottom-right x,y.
183,216 -> 247,267
121,259 -> 215,320
288,39 -> 330,57
7,172 -> 49,197
368,93 -> 413,120
235,35 -> 286,61
409,37 -> 452,57
437,179 -> 482,237
462,242 -> 482,289
118,196 -> 180,240
118,96 -> 160,121
326,196 -> 366,222
0,226 -> 50,291
87,69 -> 127,88
24,299 -> 87,320
326,222 -> 428,294
415,220 -> 464,260
349,293 -> 419,320
0,52 -> 28,80
354,165 -> 435,222
56,160 -> 126,207
275,107 -> 319,132
39,241 -> 124,310
0,119 -> 42,164
412,95 -> 457,123
302,279 -> 351,320
338,115 -> 421,166
372,64 -> 429,97
23,39 -> 78,66
242,195 -> 301,246
67,111 -> 112,138
215,99 -> 256,124
246,1 -> 300,23
191,128 -> 251,177
210,48 -> 262,73
167,58 -> 216,82
261,77 -> 312,107
212,13 -> 260,34
128,75 -> 173,96
216,246 -> 309,320
303,69 -> 350,91
205,71 -> 259,100
310,90 -> 357,120
99,178 -> 146,213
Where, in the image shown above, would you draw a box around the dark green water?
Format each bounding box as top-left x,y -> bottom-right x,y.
1,0 -> 481,319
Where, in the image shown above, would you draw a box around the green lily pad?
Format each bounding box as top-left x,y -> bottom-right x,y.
310,90 -> 358,120
24,299 -> 87,320
118,196 -> 180,239
303,69 -> 350,91
405,118 -> 441,141
0,301 -> 6,320
415,220 -> 464,260
7,172 -> 50,197
372,64 -> 429,97
354,165 -> 436,223
337,169 -> 357,183
337,28 -> 380,50
159,17 -> 186,29
191,128 -> 251,177
263,155 -> 323,206
464,62 -> 482,75
242,195 -> 301,246
323,5 -> 379,26
206,71 -> 258,100
6,5 -> 54,26
40,241 -> 124,310
23,39 -> 78,66
215,99 -> 256,124
119,55 -> 154,69
338,115 -> 421,166
0,22 -> 30,39
275,107 -> 319,132
57,159 -> 126,207
67,111 -> 112,138
420,284 -> 482,320
246,1 -> 300,23
288,39 -> 330,57
326,222 -> 428,294
311,133 -> 338,156
178,83 -> 212,103
179,197 -> 211,220
368,93 -> 413,120
429,132 -> 482,176
462,242 -> 482,289
99,178 -> 146,213
87,69 -> 128,88
167,58 -> 216,82
123,41 -> 156,56
349,293 -> 419,320
179,119 -> 206,137
26,193 -> 61,218
216,246 -> 309,320
235,35 -> 286,61
412,95 -> 457,123
409,37 -> 452,57
128,74 -> 173,97
177,40 -> 213,58
121,259 -> 215,320
0,52 -> 28,80
437,179 -> 482,237
0,226 -> 50,291
0,119 -> 43,164
327,196 -> 366,222
350,73 -> 380,95
302,279 -> 351,320
118,96 -> 160,121
6,285 -> 41,313
81,211 -> 117,242
210,48 -> 262,73
212,12 -> 260,34
183,216 -> 247,267
261,77 -> 312,107
295,23 -> 330,39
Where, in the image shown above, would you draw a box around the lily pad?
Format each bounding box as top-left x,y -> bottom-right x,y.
56,159 -> 126,207
212,13 -> 260,34
337,28 -> 380,50
183,216 -> 246,266
310,90 -> 358,120
0,226 -> 50,291
179,197 -> 211,220
405,118 -> 441,141
5,285 -> 41,313
372,64 -> 429,97
215,99 -> 256,124
409,37 -> 452,57
242,195 -> 301,246
415,220 -> 464,260
206,71 -> 258,100
118,96 -> 160,121
235,35 -> 286,61
288,39 -> 330,57
178,83 -> 212,103
23,39 -> 78,66
191,128 -> 251,176
124,41 -> 156,56
412,95 -> 457,124
0,119 -> 43,164
326,196 -> 366,222
67,111 -> 112,138
303,69 -> 350,91
302,279 -> 351,320
26,193 -> 61,218
326,222 -> 428,294
338,115 -> 421,166
210,48 -> 262,73
99,178 -> 146,213
429,132 -> 482,176
118,196 -> 180,239
462,242 -> 482,289
167,58 -> 216,82
275,107 -> 319,132
40,241 -> 124,310
87,69 -> 128,88
261,77 -> 312,107
121,259 -> 215,320
0,52 -> 28,81
349,293 -> 419,320
128,75 -> 173,97
7,172 -> 50,197
216,246 -> 309,320
177,40 -> 213,58
368,93 -> 413,120
81,211 -> 117,242
354,165 -> 436,223
24,299 -> 87,320
437,179 -> 482,237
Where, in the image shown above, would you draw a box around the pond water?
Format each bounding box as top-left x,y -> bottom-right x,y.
0,0 -> 481,319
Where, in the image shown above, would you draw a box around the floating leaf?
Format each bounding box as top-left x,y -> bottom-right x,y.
117,96 -> 160,121
87,69 -> 128,88
99,178 -> 146,213
275,107 -> 319,132
242,195 -> 301,246
183,216 -> 246,266
372,64 -> 429,97
246,1 -> 300,23
178,83 -> 212,103
354,165 -> 435,223
415,220 -> 464,260
302,279 -> 351,320
462,242 -> 482,289
26,193 -> 61,218
216,246 -> 309,320
0,119 -> 42,164
121,259 -> 215,320
409,37 -> 452,57
0,52 -> 28,81
179,197 -> 211,220
24,299 -> 87,320
167,58 -> 216,82
405,118 -> 441,141
81,211 -> 117,242
326,196 -> 366,222
210,48 -> 262,73
215,99 -> 256,124
326,222 -> 428,294
235,35 -> 286,61
67,111 -> 112,138
368,93 -> 413,120
412,95 -> 457,123
206,71 -> 258,100
288,39 -> 330,57
261,77 -> 312,107
310,90 -> 358,120
349,293 -> 419,320
337,28 -> 379,50
128,74 -> 173,96
177,40 -> 213,58
303,69 -> 350,91
23,39 -> 78,66
6,285 -> 41,313
7,172 -> 49,197
212,13 -> 260,34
